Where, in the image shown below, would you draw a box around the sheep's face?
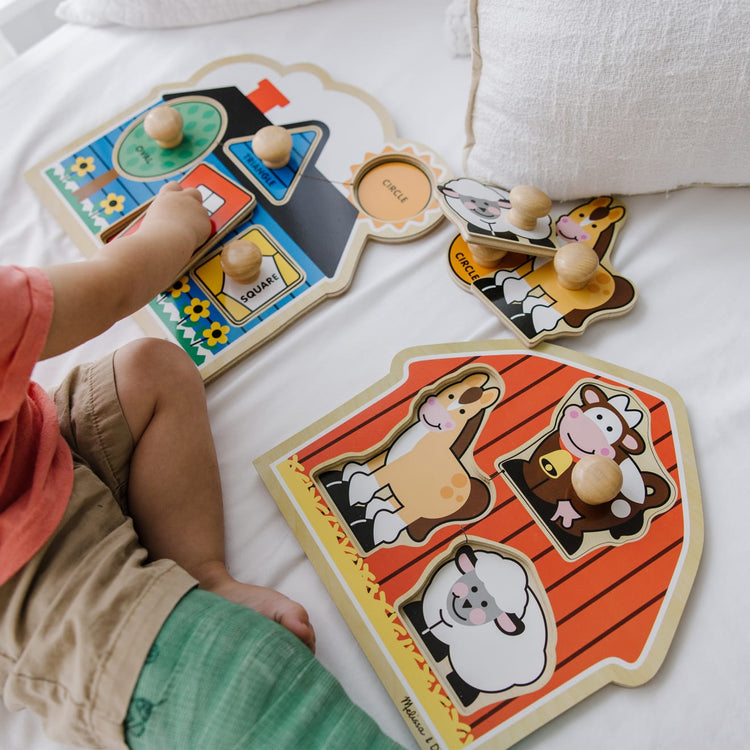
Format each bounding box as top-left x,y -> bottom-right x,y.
449,570 -> 503,626
450,547 -> 527,635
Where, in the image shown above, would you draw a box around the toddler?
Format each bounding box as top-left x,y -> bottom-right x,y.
0,183 -> 403,749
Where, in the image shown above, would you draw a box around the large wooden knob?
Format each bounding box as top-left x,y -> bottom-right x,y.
554,242 -> 600,290
253,125 -> 293,169
571,454 -> 623,506
507,185 -> 551,231
143,105 -> 183,149
220,239 -> 263,284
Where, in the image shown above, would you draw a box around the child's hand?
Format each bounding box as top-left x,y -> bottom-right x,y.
41,184 -> 212,359
139,182 -> 213,260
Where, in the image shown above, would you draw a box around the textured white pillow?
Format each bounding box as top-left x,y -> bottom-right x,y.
464,0 -> 750,200
444,0 -> 471,57
56,0 -> 323,28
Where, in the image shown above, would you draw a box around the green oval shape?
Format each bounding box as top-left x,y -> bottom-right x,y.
114,99 -> 224,179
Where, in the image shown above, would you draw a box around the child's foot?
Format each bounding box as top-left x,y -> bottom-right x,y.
197,562 -> 316,652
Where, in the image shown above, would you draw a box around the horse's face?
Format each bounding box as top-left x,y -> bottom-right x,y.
555,197 -> 625,250
418,373 -> 501,434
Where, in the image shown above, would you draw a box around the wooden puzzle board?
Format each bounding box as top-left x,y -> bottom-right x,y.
26,55 -> 449,381
256,340 -> 702,750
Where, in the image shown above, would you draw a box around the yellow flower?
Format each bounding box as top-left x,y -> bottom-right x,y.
203,321 -> 229,346
183,298 -> 210,321
169,277 -> 190,298
100,193 -> 125,215
71,156 -> 95,177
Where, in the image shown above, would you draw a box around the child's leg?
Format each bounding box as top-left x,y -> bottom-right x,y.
113,338 -> 314,651
126,589 -> 405,749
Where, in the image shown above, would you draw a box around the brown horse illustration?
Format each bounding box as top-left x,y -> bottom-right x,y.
320,369 -> 502,550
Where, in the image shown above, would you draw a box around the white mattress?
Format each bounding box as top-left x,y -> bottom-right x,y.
1,1 -> 748,748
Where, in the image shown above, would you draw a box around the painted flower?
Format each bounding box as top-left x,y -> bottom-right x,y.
169,277 -> 190,298
183,298 -> 210,322
100,193 -> 126,215
202,321 -> 229,346
71,156 -> 95,177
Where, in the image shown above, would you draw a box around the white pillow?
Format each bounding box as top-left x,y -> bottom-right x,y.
464,0 -> 750,200
56,0 -> 324,28
444,0 -> 471,57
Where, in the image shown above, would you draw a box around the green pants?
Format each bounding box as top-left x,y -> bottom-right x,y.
125,588 -> 404,750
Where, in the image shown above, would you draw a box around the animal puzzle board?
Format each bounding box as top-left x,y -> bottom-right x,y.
27,55 -> 449,381
256,340 -> 702,749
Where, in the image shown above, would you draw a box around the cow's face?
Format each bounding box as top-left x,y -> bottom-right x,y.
559,384 -> 644,459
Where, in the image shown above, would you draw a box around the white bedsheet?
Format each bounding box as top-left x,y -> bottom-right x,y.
1,1 -> 747,748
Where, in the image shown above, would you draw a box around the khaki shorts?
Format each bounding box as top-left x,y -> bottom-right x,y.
0,354 -> 196,749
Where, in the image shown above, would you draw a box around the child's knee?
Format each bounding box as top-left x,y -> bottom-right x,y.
115,338 -> 203,408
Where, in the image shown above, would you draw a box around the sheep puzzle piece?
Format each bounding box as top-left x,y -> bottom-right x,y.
438,178 -> 637,347
26,55 -> 448,381
256,340 -> 702,750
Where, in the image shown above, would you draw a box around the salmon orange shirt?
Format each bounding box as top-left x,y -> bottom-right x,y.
0,266 -> 73,585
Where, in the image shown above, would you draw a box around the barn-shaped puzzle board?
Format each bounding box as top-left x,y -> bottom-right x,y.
27,55 -> 448,381
256,340 -> 702,749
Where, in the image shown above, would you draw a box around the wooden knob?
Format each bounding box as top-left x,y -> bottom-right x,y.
554,242 -> 600,290
253,125 -> 293,169
143,105 -> 183,149
571,454 -> 623,506
468,242 -> 506,267
220,239 -> 263,284
507,185 -> 552,231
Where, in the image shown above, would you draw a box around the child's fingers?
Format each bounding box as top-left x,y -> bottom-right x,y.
181,188 -> 205,204
157,182 -> 202,201
158,181 -> 182,194
157,182 -> 205,206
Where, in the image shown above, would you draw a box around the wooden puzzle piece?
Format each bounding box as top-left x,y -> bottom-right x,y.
498,380 -> 676,559
317,367 -> 502,553
441,177 -> 637,347
256,341 -> 702,750
27,56 -> 449,381
398,538 -> 556,712
100,162 -> 257,278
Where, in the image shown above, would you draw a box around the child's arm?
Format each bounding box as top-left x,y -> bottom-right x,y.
41,183 -> 211,359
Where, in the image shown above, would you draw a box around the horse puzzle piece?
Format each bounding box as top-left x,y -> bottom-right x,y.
320,369 -> 502,553
27,55 -> 449,381
438,177 -> 637,347
256,340 -> 702,750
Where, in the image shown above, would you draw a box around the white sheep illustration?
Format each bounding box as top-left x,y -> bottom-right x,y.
402,544 -> 552,706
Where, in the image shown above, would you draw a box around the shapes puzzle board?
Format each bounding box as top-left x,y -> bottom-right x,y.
438,178 -> 637,347
27,55 -> 449,381
256,341 -> 702,749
